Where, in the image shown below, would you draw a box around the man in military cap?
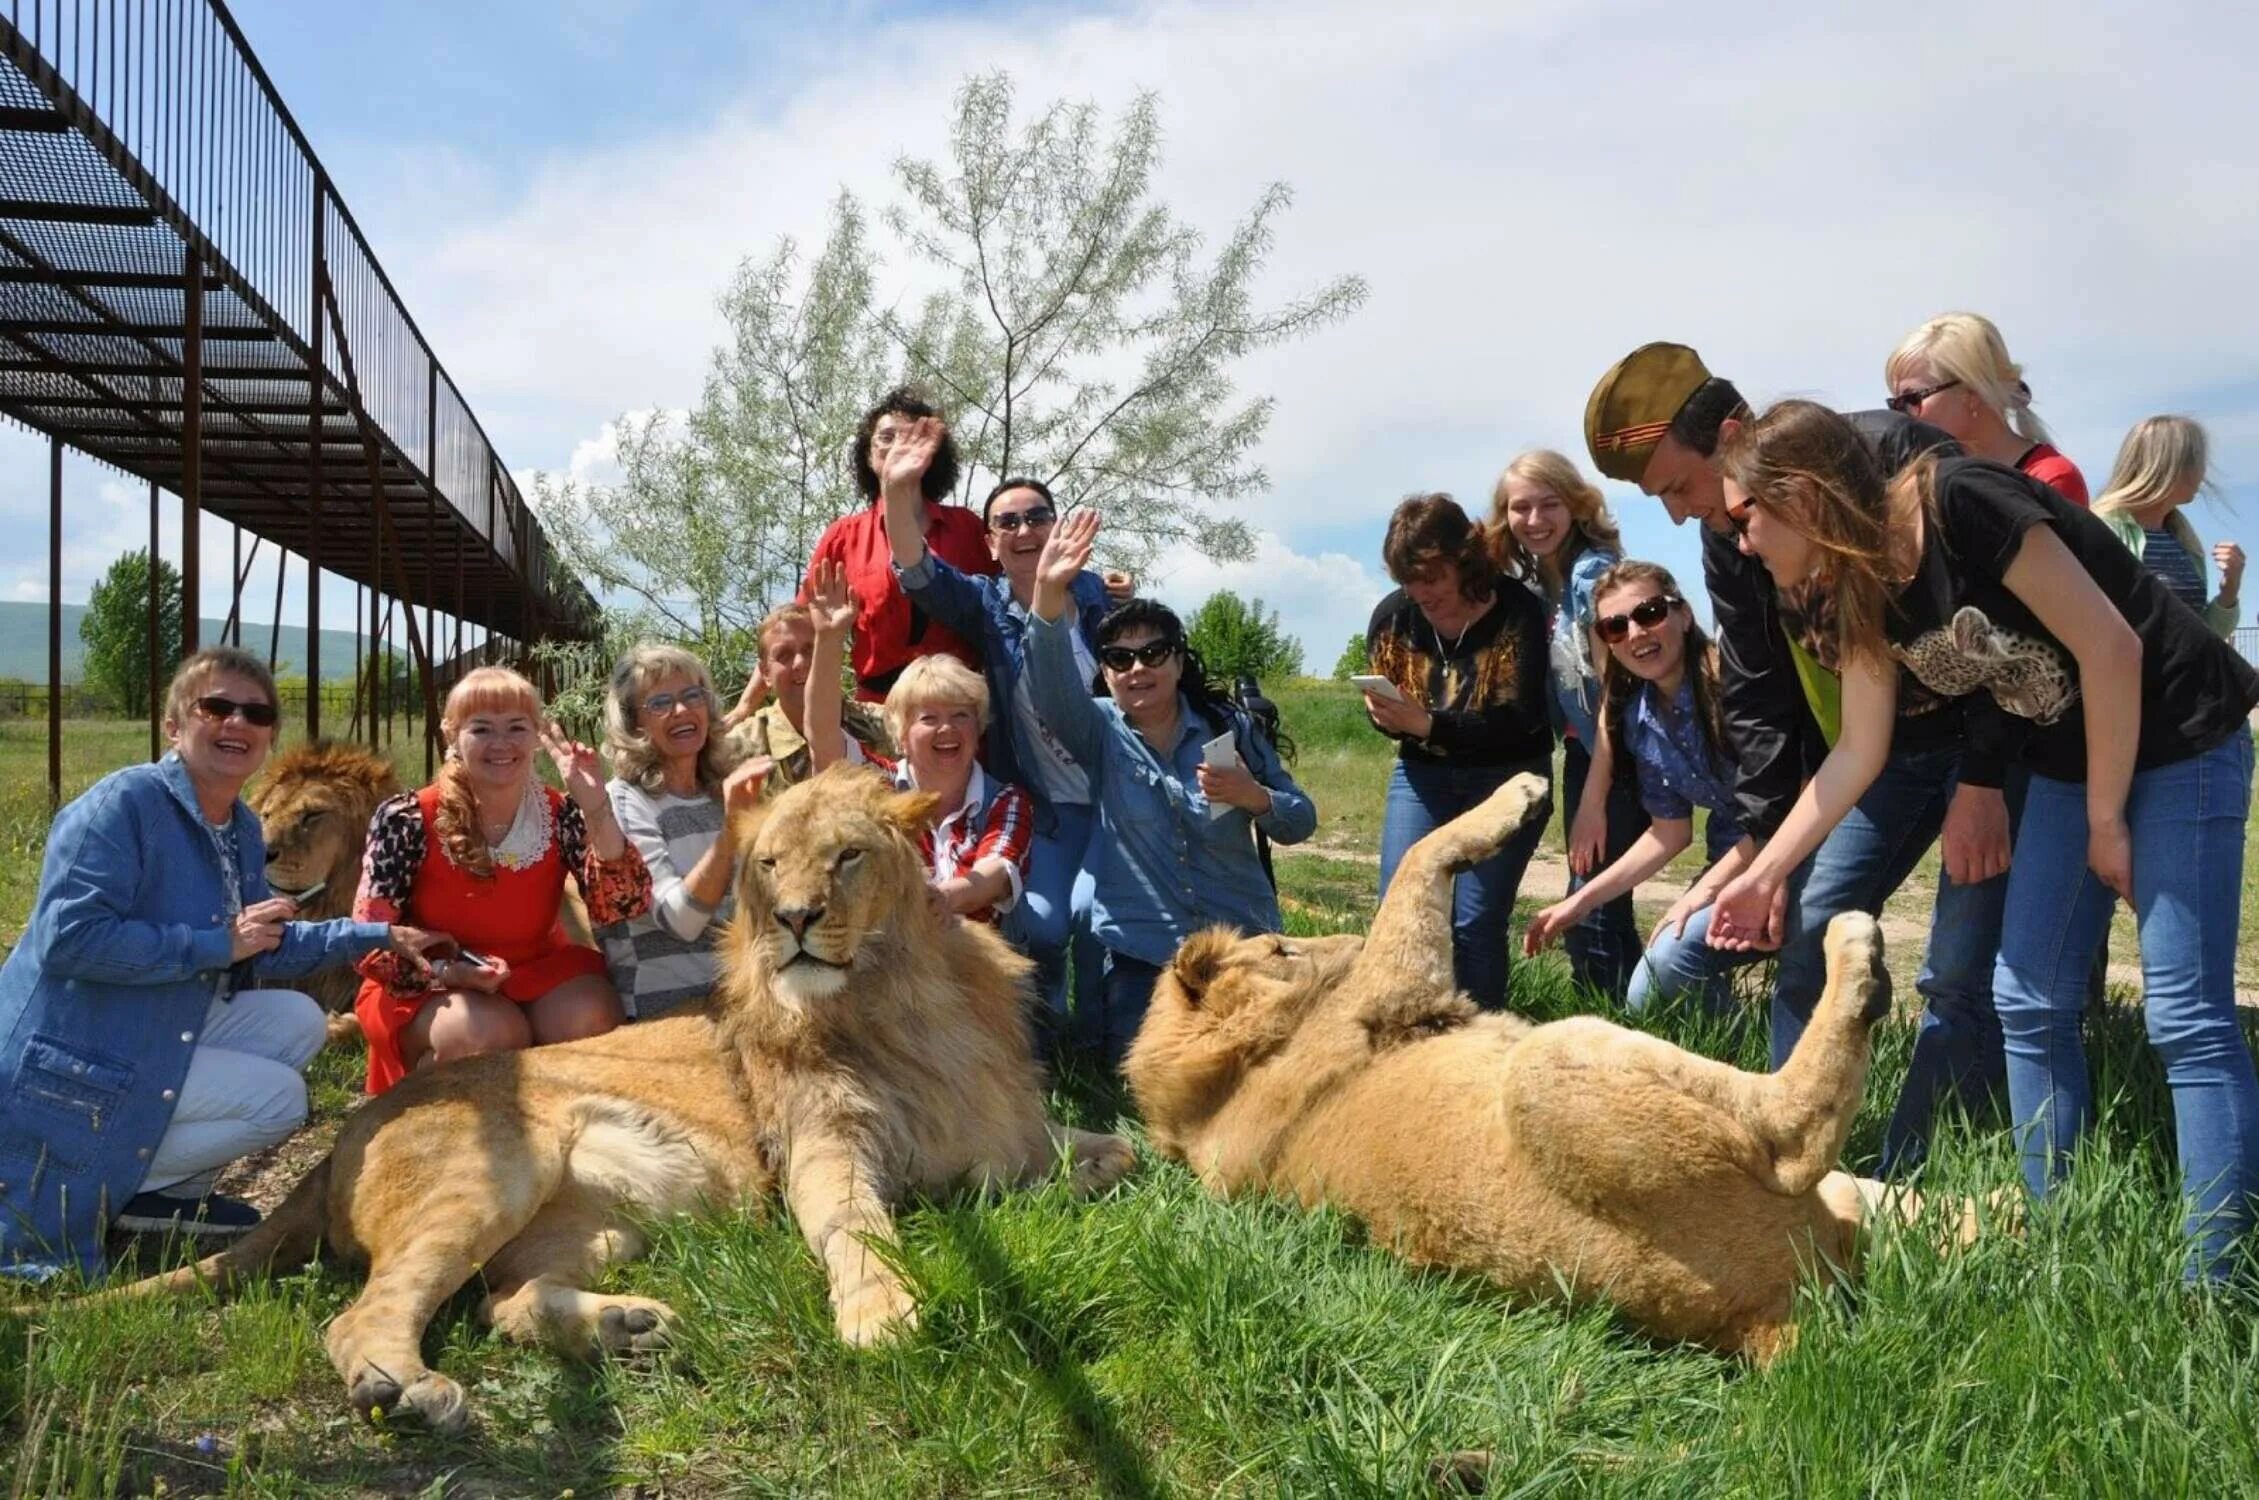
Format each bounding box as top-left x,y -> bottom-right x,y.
1584,342 -> 2013,1173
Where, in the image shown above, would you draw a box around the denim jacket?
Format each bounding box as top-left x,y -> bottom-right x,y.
0,754 -> 390,1275
895,550 -> 1114,798
1547,548 -> 1617,748
1025,611 -> 1316,965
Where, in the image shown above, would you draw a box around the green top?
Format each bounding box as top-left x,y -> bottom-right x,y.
1785,634 -> 1842,748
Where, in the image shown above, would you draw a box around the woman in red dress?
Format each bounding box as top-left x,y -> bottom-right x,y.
351,666 -> 653,1094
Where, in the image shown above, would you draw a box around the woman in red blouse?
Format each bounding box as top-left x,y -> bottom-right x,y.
352,666 -> 653,1093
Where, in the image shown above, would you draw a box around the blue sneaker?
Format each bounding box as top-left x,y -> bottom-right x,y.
114,1191 -> 262,1241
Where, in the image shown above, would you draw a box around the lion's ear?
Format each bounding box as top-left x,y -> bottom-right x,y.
881,786 -> 942,836
1168,928 -> 1241,1008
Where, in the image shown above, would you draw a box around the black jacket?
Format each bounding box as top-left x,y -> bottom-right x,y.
1705,410 -> 2020,842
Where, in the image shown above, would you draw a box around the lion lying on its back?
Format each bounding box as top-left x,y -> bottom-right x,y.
1125,774 -> 1948,1362
113,767 -> 1135,1432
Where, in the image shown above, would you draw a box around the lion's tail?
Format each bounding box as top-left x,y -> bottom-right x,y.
89,1155 -> 333,1304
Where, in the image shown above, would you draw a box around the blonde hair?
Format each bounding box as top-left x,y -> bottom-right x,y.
603,642 -> 739,794
756,603 -> 814,666
163,645 -> 278,731
1488,449 -> 1622,594
1885,311 -> 2052,446
881,654 -> 990,751
436,665 -> 543,878
2094,415 -> 2217,518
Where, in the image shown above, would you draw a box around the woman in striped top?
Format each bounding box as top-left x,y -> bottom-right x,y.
602,644 -> 770,1017
2094,416 -> 2244,638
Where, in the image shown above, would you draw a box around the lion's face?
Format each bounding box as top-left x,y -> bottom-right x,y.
251,742 -> 402,921
1123,929 -> 1364,1152
732,765 -> 939,1006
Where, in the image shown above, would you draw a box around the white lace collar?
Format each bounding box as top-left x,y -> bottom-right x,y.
485,782 -> 554,871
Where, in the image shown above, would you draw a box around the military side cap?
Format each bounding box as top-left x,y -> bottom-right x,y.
1584,342 -> 1713,482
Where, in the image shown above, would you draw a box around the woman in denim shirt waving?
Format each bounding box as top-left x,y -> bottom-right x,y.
1024,509 -> 1316,1071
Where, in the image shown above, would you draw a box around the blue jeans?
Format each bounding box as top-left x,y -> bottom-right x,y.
1560,738 -> 1649,1001
1996,730 -> 2257,1280
1009,802 -> 1095,1016
1766,744 -> 2009,1175
1076,950 -> 1164,1074
1379,757 -> 1552,1009
1626,824 -> 1760,1017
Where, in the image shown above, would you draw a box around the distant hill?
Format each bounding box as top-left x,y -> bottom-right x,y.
0,601 -> 369,682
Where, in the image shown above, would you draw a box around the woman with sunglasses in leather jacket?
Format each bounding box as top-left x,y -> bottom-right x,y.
1521,562 -> 1766,1017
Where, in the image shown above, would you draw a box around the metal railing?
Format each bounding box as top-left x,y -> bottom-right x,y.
0,0 -> 584,626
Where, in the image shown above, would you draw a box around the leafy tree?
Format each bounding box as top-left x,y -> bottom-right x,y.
535,74 -> 1365,653
79,548 -> 181,717
887,74 -> 1367,567
1331,632 -> 1369,681
1186,590 -> 1302,685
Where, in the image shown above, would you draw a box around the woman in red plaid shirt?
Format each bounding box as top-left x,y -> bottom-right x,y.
807,561 -> 1034,922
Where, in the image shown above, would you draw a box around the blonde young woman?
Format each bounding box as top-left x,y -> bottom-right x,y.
1491,449 -> 1644,997
1885,312 -> 2088,505
602,644 -> 771,1018
352,666 -> 653,1094
2093,416 -> 2244,638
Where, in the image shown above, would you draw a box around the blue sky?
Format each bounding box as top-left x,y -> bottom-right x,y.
4,0 -> 2256,670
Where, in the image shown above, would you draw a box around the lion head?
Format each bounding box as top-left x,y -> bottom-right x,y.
1123,928 -> 1367,1156
721,763 -> 945,1009
252,741 -> 402,922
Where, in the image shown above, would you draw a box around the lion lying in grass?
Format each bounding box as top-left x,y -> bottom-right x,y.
111,766 -> 1136,1432
1125,773 -> 1946,1363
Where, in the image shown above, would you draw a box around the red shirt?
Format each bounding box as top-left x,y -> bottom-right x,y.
803,502 -> 997,700
2017,444 -> 2089,507
873,758 -> 1034,924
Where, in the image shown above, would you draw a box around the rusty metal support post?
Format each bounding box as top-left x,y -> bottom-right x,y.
424,493 -> 438,777
146,478 -> 159,760
306,178 -> 325,740
180,246 -> 202,652
48,436 -> 62,810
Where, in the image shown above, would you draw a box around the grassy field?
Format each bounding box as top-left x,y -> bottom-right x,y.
4,688 -> 2259,1495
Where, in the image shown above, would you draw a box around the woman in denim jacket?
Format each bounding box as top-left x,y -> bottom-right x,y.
1024,509 -> 1315,1070
876,416 -> 1130,1026
0,648 -> 451,1277
1490,449 -> 1644,998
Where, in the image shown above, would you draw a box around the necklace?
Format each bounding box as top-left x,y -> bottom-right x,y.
1428,602 -> 1483,657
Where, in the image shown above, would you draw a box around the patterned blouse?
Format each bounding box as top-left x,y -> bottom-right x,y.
353,787 -> 653,996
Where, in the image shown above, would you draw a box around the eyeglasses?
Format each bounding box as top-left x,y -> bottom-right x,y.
192,694 -> 279,728
641,686 -> 708,716
1886,379 -> 1960,415
990,507 -> 1057,535
1098,640 -> 1179,672
1723,494 -> 1757,537
1595,596 -> 1682,642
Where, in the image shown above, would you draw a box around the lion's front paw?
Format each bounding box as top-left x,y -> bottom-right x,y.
1440,773 -> 1551,872
594,1295 -> 676,1358
1820,911 -> 1890,1026
835,1277 -> 919,1348
1070,1131 -> 1138,1197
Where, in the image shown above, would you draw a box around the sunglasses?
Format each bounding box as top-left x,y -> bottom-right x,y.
1722,494 -> 1757,537
641,686 -> 708,715
1885,379 -> 1960,415
990,506 -> 1057,535
1098,640 -> 1179,672
192,694 -> 279,728
1595,596 -> 1682,642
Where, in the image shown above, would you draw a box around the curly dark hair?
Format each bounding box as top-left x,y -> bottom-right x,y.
850,386 -> 962,504
1094,598 -> 1295,761
1381,493 -> 1500,603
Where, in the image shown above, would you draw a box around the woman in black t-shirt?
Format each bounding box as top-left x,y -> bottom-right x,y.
1705,399 -> 2259,1283
1361,494 -> 1553,1008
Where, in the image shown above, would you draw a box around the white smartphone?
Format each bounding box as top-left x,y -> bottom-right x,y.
1201,730 -> 1239,821
1350,674 -> 1406,703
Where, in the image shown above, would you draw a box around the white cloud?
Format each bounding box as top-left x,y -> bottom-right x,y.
9,0 -> 2259,662
1143,532 -> 1391,678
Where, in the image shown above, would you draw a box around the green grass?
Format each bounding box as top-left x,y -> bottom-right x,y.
5,694 -> 2259,1495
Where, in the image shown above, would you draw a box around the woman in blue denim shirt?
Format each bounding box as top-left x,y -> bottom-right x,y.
873,416 -> 1130,1028
1490,449 -> 1646,999
0,648 -> 452,1277
1716,402 -> 2259,1283
1025,509 -> 1316,1070
1522,563 -> 1761,1015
